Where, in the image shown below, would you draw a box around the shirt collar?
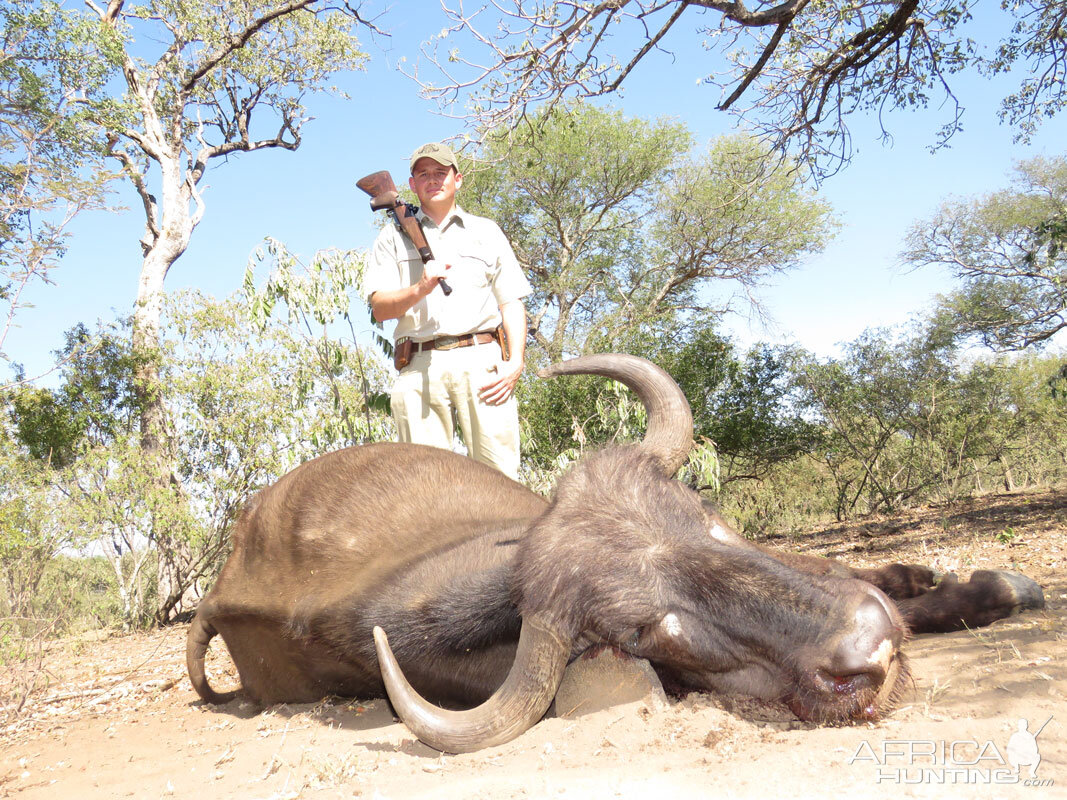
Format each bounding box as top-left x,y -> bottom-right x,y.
418,205 -> 467,233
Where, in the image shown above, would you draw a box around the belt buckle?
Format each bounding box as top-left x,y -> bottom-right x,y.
434,334 -> 463,351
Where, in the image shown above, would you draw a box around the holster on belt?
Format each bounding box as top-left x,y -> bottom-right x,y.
394,337 -> 413,370
495,323 -> 510,361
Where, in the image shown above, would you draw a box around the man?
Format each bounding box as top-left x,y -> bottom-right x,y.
362,142 -> 532,480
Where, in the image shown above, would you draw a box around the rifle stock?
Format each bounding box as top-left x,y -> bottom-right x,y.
357,170 -> 451,296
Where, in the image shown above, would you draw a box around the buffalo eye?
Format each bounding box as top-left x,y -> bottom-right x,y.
659,612 -> 684,638
708,523 -> 733,543
638,612 -> 687,649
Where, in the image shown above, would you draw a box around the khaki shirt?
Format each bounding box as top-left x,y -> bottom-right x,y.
363,206 -> 532,343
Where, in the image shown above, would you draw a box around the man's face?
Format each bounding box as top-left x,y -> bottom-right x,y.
409,158 -> 463,207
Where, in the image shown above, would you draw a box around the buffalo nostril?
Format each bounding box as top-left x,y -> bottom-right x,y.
827,594 -> 897,686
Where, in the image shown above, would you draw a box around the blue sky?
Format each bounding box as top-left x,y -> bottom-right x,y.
7,4 -> 1067,381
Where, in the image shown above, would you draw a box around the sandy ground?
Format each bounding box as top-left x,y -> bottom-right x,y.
2,486 -> 1065,799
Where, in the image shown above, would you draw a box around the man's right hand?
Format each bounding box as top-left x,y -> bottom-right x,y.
418,259 -> 451,296
369,259 -> 452,322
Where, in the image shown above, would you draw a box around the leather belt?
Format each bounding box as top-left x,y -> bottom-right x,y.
413,330 -> 497,353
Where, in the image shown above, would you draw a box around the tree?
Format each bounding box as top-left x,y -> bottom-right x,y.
461,106 -> 836,362
790,321 -> 1055,516
7,323 -> 142,468
655,327 -> 820,484
0,424 -> 78,625
0,1 -> 116,380
5,320 -> 172,626
903,154 -> 1067,350
78,0 -> 374,618
4,293 -> 392,626
412,1 -> 1067,177
243,238 -> 392,447
518,320 -> 816,489
149,290 -> 392,621
1,324 -> 137,628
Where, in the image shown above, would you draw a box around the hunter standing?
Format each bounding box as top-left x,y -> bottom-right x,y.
362,142 -> 532,479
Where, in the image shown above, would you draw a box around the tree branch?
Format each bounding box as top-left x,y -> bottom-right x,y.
106,138 -> 161,248
181,0 -> 317,93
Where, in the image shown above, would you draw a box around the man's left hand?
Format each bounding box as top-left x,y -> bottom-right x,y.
479,360 -> 523,405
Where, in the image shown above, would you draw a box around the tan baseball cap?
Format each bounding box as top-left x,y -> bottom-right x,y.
409,142 -> 459,173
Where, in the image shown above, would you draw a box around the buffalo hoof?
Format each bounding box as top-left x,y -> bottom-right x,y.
971,570 -> 1046,615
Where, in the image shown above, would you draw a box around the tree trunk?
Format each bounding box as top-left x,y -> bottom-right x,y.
992,453 -> 1017,493
130,159 -> 201,624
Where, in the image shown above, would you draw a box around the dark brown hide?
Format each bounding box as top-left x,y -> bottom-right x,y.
189,444 -> 545,706
188,355 -> 1044,754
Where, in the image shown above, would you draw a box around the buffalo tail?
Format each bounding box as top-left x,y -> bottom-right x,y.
186,612 -> 238,704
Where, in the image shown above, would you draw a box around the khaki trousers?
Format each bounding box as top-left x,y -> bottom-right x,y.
390,342 -> 521,480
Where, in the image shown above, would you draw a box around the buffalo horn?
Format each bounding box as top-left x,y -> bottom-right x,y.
538,353 -> 693,474
373,614 -> 570,753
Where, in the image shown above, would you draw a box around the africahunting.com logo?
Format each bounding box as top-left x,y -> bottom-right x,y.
848,716 -> 1055,786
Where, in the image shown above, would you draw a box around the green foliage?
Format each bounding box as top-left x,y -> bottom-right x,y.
57,430 -> 184,628
796,326 -> 955,516
0,0 -> 118,373
517,368 -> 720,495
6,322 -> 143,466
7,385 -> 83,467
0,431 -> 86,623
990,0 -> 1067,139
706,331 -> 1067,533
905,154 -> 1067,351
153,289 -> 391,612
166,288 -> 390,484
121,0 -> 368,107
243,239 -> 393,445
654,325 -> 821,483
791,323 -> 1067,519
716,454 -> 837,538
1049,361 -> 1067,400
1,289 -> 393,630
519,312 -> 819,501
462,106 -> 836,361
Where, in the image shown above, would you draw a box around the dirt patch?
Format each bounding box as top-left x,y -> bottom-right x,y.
3,487 -> 1065,799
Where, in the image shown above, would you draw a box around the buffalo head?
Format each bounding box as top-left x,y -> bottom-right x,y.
371,354 -> 907,752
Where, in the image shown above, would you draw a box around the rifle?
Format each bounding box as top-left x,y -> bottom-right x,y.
356,170 -> 452,296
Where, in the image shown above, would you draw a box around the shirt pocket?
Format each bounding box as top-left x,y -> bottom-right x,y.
448,252 -> 494,293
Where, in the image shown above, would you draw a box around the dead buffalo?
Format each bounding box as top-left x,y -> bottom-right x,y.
187,353 -> 1044,753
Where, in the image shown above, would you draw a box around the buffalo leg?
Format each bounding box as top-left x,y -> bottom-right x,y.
768,551 -> 1044,633
894,571 -> 1045,633
753,534 -> 1044,633
766,549 -> 937,600
849,564 -> 938,601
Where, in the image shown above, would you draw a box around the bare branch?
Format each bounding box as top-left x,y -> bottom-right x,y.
717,15 -> 794,109
107,139 -> 160,244
689,0 -> 811,26
181,0 -> 317,93
604,0 -> 693,93
411,0 -> 1061,178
